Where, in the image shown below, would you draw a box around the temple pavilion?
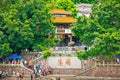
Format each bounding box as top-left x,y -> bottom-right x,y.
51,9 -> 79,46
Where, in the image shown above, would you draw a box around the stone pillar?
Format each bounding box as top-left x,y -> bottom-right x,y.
68,35 -> 72,42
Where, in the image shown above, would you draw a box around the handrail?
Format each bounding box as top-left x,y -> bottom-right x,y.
74,66 -> 96,77
21,65 -> 33,72
21,51 -> 42,54
97,63 -> 120,67
0,63 -> 23,67
30,56 -> 42,63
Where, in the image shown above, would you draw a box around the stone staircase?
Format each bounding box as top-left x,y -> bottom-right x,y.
74,62 -> 120,79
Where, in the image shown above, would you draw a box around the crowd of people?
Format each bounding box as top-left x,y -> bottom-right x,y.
0,70 -> 9,79
14,70 -> 24,80
25,64 -> 53,80
5,59 -> 21,64
30,65 -> 53,79
22,58 -> 53,79
0,69 -> 26,80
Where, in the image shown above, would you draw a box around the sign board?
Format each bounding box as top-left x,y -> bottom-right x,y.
56,29 -> 72,34
57,29 -> 65,33
47,57 -> 82,69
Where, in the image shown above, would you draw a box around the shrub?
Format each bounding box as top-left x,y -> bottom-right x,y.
58,53 -> 62,56
42,50 -> 52,59
66,53 -> 71,57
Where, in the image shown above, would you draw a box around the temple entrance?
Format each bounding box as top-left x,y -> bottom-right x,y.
72,36 -> 81,46
63,35 -> 70,46
55,35 -> 81,47
56,34 -> 71,47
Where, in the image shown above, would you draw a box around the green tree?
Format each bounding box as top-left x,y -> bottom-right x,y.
71,0 -> 99,4
53,0 -> 77,17
42,50 -> 52,66
0,43 -> 12,55
0,0 -> 55,54
72,0 -> 120,59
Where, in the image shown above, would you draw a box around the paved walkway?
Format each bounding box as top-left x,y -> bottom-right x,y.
2,74 -> 120,80
0,75 -> 77,80
75,76 -> 120,80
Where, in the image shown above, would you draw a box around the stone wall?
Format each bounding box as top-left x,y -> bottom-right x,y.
52,68 -> 83,75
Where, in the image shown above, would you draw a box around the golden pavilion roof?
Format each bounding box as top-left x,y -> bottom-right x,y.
51,8 -> 71,14
52,16 -> 76,23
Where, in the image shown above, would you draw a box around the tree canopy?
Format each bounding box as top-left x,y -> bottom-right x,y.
71,0 -> 120,59
71,0 -> 99,4
0,0 -> 55,55
50,0 -> 77,17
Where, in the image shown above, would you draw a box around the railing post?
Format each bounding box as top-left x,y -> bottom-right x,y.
103,60 -> 105,67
